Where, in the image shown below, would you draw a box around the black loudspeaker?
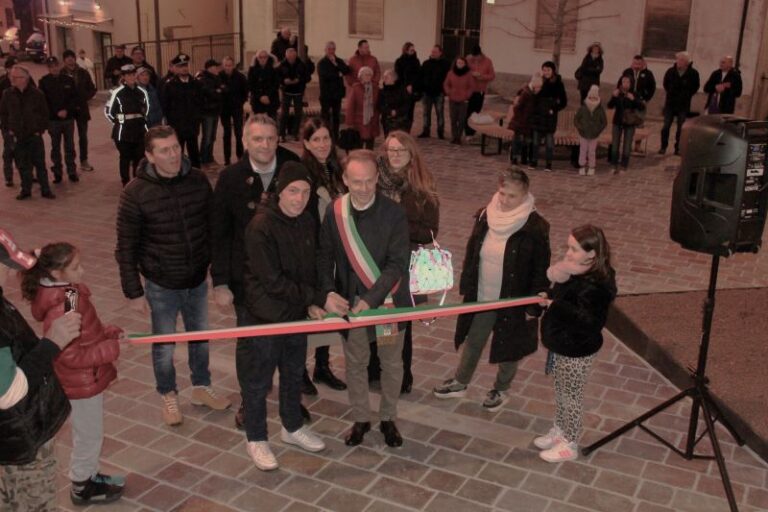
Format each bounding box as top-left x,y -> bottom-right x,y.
670,115 -> 768,256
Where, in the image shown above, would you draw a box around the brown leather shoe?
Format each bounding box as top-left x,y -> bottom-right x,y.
235,404 -> 245,430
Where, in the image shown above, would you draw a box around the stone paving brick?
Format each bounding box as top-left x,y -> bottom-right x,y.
503,448 -> 558,475
520,472 -> 574,500
495,489 -> 551,511
137,484 -> 190,510
276,475 -> 330,503
420,468 -> 467,493
316,488 -> 371,512
121,472 -> 159,500
367,476 -> 435,509
427,448 -> 487,477
283,502 -> 322,512
230,486 -> 291,512
314,461 -> 378,491
424,492 -> 493,512
155,462 -> 209,489
634,502 -> 678,512
272,449 -> 329,477
238,466 -> 291,490
171,495 -> 239,512
190,474 -> 245,505
670,489 -> 731,512
746,486 -> 768,509
455,478 -> 503,505
477,461 -> 528,488
342,446 -> 386,470
364,500 -> 414,512
204,452 -> 253,479
636,480 -> 675,505
592,469 -> 640,497
567,485 -> 636,512
429,429 -> 472,451
377,455 -> 431,482
642,461 -> 699,488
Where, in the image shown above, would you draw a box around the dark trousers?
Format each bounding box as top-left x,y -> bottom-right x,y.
465,92 -> 485,136
48,119 -> 76,178
279,93 -> 304,138
236,333 -> 307,441
511,133 -> 530,164
251,102 -> 278,121
15,135 -> 51,195
531,130 -> 555,168
660,111 -> 687,151
421,93 -> 445,136
406,95 -> 416,132
320,98 -> 342,141
611,124 -> 636,168
74,116 -> 89,163
2,129 -> 15,183
221,108 -> 244,164
177,128 -> 201,169
200,115 -> 219,164
115,140 -> 143,185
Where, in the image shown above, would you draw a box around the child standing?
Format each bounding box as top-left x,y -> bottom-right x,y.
22,243 -> 125,505
507,75 -> 540,166
574,85 -> 607,176
536,225 -> 616,462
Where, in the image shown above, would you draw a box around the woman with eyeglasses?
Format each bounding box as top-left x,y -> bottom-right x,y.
367,131 -> 439,393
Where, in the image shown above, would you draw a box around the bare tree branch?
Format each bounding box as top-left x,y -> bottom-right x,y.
285,0 -> 299,14
573,13 -> 620,23
562,0 -> 602,15
486,25 -> 537,39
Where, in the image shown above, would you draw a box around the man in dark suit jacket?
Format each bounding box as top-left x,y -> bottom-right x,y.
211,114 -> 301,429
703,56 -> 742,115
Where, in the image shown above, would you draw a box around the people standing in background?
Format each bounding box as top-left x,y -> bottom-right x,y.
574,84 -> 607,176
76,49 -> 95,83
248,50 -> 281,121
575,43 -> 604,102
608,77 -> 644,174
104,44 -> 131,88
219,56 -> 248,165
271,27 -> 297,62
464,46 -> 495,138
443,56 -> 476,145
161,53 -> 203,168
530,61 -> 567,171
104,64 -> 148,186
39,56 -> 79,184
394,42 -> 421,132
346,40 -> 381,87
346,67 -> 380,150
197,59 -> 224,167
508,75 -> 540,166
703,56 -> 742,115
130,46 -> 157,88
137,66 -> 163,128
659,51 -> 699,156
62,49 -> 97,173
317,41 -> 350,142
418,45 -> 450,140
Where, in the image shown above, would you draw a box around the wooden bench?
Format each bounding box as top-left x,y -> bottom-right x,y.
468,111 -> 515,156
553,111 -> 580,147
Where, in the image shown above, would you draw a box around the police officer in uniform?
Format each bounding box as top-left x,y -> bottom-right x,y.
161,53 -> 203,168
105,64 -> 148,186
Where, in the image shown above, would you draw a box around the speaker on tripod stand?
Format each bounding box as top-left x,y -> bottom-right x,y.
583,115 -> 768,512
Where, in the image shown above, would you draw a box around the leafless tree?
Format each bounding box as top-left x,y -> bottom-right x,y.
487,0 -> 617,70
284,0 -> 307,61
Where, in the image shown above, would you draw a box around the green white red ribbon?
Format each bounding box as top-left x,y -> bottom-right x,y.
128,296 -> 541,344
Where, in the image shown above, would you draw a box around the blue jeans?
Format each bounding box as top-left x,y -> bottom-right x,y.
611,124 -> 636,168
200,115 -> 219,164
421,93 -> 445,136
511,133 -> 530,164
48,119 -> 76,177
279,93 -> 304,138
236,332 -> 307,441
145,279 -> 211,395
660,111 -> 687,151
531,131 -> 554,168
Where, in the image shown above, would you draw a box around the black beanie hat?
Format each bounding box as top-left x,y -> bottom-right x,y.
62,49 -> 76,60
542,60 -> 557,73
276,162 -> 313,195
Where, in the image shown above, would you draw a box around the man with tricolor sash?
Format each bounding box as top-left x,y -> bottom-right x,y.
317,149 -> 410,448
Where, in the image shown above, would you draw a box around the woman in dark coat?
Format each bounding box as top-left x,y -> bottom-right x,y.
607,75 -> 644,174
508,75 -> 542,165
379,69 -> 411,135
248,50 -> 280,120
394,42 -> 421,132
433,168 -> 550,411
576,43 -> 604,102
531,61 -> 567,171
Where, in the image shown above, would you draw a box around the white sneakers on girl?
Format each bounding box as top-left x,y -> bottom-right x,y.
533,426 -> 564,450
579,167 -> 586,176
539,439 -> 579,463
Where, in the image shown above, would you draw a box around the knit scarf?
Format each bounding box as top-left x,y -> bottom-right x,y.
486,191 -> 535,239
363,83 -> 373,125
377,160 -> 407,203
585,96 -> 600,113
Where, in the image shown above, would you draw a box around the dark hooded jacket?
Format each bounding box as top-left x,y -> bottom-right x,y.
248,57 -> 280,113
115,157 -> 212,299
532,72 -> 567,133
0,287 -> 70,465
663,63 -> 700,115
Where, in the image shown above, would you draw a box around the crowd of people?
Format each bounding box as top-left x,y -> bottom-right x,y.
0,31 -> 747,510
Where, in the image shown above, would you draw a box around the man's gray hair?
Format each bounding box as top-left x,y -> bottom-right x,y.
344,149 -> 378,174
245,113 -> 278,131
357,66 -> 373,79
10,65 -> 30,77
675,51 -> 691,62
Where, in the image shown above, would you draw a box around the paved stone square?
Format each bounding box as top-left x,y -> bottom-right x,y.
1,76 -> 767,511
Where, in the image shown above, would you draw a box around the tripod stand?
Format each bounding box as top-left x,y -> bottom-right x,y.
582,254 -> 745,512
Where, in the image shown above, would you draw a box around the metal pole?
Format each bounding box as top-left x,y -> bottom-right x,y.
135,0 -> 142,42
735,0 -> 749,69
153,0 -> 162,74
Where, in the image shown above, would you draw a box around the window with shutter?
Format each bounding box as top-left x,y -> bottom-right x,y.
349,0 -> 384,38
533,0 -> 578,52
642,0 -> 692,59
274,0 -> 298,31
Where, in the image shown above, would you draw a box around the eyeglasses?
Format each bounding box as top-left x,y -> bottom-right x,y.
387,148 -> 410,155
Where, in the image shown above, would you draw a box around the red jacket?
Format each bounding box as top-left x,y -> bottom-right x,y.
443,71 -> 476,103
345,52 -> 381,87
467,54 -> 496,93
31,283 -> 121,400
346,82 -> 380,141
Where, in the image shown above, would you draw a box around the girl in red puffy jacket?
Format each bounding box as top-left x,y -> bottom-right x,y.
22,242 -> 125,506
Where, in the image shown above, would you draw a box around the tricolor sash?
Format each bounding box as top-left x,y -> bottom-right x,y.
334,194 -> 400,341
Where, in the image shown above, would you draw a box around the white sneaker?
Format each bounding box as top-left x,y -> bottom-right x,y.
280,426 -> 326,453
481,389 -> 508,412
533,425 -> 564,450
539,439 -> 579,463
578,167 -> 586,176
587,168 -> 595,176
246,441 -> 279,471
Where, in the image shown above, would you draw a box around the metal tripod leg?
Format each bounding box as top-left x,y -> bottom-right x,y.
699,394 -> 739,512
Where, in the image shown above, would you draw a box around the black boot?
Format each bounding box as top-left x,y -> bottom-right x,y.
313,365 -> 347,390
302,368 -> 318,396
380,421 -> 403,447
401,372 -> 413,394
345,421 -> 371,446
70,476 -> 123,506
437,130 -> 444,140
418,131 -> 429,138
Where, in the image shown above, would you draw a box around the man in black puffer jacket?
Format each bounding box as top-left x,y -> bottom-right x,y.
0,229 -> 80,510
116,125 -> 230,428
196,59 -> 224,166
